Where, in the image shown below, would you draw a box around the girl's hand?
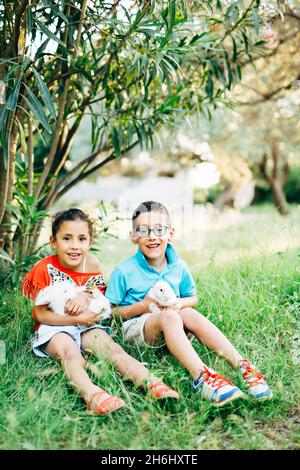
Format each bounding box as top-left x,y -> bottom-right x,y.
64,291 -> 92,316
75,310 -> 101,327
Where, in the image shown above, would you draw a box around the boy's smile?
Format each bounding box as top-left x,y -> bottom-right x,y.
130,211 -> 174,269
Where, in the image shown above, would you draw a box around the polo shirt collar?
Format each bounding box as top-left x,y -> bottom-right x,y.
135,243 -> 179,272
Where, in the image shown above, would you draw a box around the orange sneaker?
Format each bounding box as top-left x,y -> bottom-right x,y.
86,390 -> 125,415
148,380 -> 179,400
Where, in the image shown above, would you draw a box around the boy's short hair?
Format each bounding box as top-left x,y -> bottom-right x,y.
132,201 -> 171,229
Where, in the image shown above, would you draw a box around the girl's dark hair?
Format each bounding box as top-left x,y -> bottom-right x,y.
52,208 -> 93,238
132,201 -> 170,229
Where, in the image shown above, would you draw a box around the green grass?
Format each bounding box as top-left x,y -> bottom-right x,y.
0,205 -> 299,450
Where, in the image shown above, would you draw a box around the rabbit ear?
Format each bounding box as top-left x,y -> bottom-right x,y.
35,287 -> 51,305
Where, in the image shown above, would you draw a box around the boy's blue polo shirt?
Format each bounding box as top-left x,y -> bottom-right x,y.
105,243 -> 196,306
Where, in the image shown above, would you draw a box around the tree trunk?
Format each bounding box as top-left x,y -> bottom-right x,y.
259,146 -> 290,216
270,178 -> 289,215
2,124 -> 19,254
0,147 -> 10,245
213,185 -> 236,210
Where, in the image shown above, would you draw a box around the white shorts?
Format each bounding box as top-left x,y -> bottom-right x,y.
122,313 -> 164,348
32,323 -> 111,358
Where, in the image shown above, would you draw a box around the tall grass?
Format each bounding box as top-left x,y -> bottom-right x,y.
0,206 -> 299,449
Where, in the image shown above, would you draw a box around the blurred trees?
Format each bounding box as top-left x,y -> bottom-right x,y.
0,0 -> 269,261
159,1 -> 300,214
233,1 -> 300,214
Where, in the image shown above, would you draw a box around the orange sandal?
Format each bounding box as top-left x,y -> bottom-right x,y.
86,390 -> 125,415
148,380 -> 179,400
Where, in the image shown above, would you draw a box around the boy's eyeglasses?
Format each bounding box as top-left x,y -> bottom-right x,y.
135,225 -> 169,238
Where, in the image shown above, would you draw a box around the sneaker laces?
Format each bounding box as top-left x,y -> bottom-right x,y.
240,359 -> 265,386
200,366 -> 234,391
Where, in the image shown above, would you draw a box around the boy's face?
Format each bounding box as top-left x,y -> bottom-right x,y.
130,211 -> 174,261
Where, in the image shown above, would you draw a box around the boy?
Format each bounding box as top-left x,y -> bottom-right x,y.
105,201 -> 272,406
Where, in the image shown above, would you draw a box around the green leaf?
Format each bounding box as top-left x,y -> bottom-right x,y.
26,6 -> 33,33
35,19 -> 66,47
34,38 -> 50,60
252,8 -> 260,34
111,126 -> 121,156
0,248 -> 15,266
168,0 -> 176,32
225,0 -> 243,20
232,37 -> 238,62
24,85 -> 52,133
41,0 -> 69,24
32,68 -> 56,120
6,78 -> 21,110
0,107 -> 8,131
205,73 -> 214,100
242,31 -> 249,54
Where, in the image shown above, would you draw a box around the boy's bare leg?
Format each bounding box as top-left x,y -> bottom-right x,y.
178,308 -> 242,369
44,333 -> 104,401
81,329 -> 158,387
143,311 -> 209,379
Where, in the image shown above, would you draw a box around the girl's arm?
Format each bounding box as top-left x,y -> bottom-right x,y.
35,305 -> 101,326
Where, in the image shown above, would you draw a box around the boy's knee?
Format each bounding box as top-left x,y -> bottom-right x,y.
180,307 -> 198,320
159,310 -> 183,328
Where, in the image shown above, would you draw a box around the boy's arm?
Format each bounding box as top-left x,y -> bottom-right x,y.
111,295 -> 159,320
176,295 -> 198,310
111,295 -> 198,319
35,305 -> 101,326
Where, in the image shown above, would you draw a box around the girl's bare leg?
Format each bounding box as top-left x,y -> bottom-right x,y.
81,329 -> 158,387
44,333 -> 104,401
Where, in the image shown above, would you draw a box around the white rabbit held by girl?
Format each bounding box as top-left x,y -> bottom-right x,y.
35,281 -> 112,320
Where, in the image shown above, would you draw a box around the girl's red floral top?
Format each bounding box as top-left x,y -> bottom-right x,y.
22,255 -> 107,330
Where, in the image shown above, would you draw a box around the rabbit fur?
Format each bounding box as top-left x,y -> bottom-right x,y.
35,281 -> 112,320
148,280 -> 178,314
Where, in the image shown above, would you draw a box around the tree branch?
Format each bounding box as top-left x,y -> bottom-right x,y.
238,72 -> 300,105
259,153 -> 271,184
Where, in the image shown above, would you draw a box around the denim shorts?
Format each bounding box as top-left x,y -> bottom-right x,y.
32,323 -> 111,358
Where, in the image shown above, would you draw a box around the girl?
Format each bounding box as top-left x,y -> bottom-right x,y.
22,208 -> 179,415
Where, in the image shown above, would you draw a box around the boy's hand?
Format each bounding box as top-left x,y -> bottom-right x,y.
75,310 -> 101,326
141,294 -> 161,313
153,300 -> 182,312
143,295 -> 182,313
64,291 -> 92,316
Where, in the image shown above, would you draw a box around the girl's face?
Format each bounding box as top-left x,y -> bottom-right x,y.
50,219 -> 91,271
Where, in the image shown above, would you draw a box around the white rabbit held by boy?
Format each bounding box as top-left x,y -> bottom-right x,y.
148,281 -> 178,314
35,281 -> 112,320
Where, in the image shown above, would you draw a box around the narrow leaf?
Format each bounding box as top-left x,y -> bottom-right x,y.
6,78 -> 21,110
24,86 -> 52,133
32,68 -> 56,120
35,19 -> 66,47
